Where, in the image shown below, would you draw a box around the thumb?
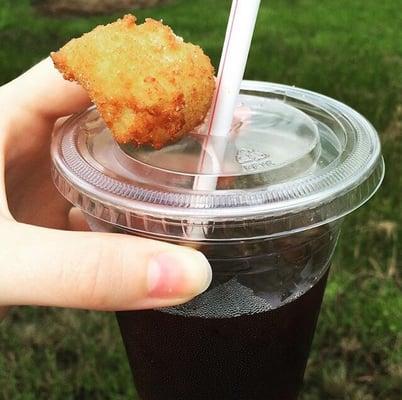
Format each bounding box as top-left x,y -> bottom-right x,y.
0,221 -> 212,311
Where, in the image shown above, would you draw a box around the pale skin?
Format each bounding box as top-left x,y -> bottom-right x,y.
0,58 -> 212,321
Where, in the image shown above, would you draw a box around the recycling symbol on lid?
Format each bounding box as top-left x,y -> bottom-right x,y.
236,148 -> 270,166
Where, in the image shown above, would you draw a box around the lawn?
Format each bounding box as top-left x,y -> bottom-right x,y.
0,0 -> 401,399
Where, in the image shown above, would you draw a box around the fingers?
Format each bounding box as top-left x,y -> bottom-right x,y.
68,207 -> 90,231
0,222 -> 212,311
1,57 -> 91,123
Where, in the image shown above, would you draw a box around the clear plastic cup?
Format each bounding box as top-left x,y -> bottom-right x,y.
51,81 -> 384,400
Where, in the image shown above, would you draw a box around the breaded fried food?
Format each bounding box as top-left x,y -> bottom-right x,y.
51,14 -> 215,148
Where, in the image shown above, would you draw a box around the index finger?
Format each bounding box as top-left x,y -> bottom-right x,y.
1,57 -> 91,121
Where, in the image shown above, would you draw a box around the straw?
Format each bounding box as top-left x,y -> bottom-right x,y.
207,0 -> 261,138
192,0 -> 261,191
189,0 -> 261,237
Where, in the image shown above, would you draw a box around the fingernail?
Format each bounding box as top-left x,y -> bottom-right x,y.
147,250 -> 212,298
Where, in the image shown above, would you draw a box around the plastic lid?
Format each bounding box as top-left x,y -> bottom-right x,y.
51,81 -> 384,241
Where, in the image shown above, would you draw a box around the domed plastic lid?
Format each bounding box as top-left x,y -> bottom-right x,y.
51,81 -> 384,240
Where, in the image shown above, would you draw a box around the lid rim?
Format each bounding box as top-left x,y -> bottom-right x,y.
52,157 -> 385,242
52,154 -> 384,230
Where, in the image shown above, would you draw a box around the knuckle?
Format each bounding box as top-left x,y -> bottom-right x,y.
71,239 -> 140,310
80,248 -> 119,309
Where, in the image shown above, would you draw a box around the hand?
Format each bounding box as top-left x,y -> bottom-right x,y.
0,59 -> 211,319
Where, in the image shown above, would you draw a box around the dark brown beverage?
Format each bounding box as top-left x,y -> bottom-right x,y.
117,269 -> 329,400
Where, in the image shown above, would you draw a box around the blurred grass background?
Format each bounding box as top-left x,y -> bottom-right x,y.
0,0 -> 401,399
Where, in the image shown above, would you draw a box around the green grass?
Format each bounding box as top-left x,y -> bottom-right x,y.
1,0 -> 401,398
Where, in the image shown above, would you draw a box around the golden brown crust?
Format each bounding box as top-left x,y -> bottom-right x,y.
51,14 -> 215,149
